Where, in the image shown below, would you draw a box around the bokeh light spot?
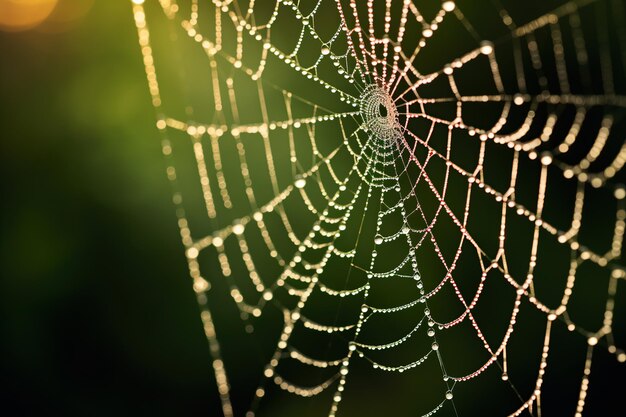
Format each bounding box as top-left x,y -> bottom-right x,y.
0,0 -> 59,32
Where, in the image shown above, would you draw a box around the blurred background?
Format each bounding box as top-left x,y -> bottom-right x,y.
1,1 -> 217,415
1,0 -> 625,416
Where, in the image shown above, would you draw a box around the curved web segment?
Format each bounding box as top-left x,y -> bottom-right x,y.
132,0 -> 626,416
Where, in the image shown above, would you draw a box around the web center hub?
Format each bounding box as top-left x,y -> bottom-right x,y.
359,84 -> 402,142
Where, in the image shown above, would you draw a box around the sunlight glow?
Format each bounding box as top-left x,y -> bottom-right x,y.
0,0 -> 58,32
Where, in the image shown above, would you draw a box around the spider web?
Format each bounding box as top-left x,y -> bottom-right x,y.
131,0 -> 626,416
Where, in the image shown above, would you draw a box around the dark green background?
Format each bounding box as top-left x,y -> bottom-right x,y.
1,1 -> 211,415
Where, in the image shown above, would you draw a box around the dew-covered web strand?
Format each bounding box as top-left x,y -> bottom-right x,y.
392,126 -> 530,409
304,131 -> 383,413
389,131 -> 462,415
247,128 -> 381,401
132,0 -> 626,416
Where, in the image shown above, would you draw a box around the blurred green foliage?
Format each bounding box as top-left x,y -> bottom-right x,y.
1,1 -> 219,415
